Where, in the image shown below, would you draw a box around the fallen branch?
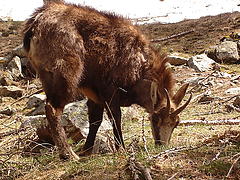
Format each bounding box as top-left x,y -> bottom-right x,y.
179,119 -> 240,126
150,30 -> 194,42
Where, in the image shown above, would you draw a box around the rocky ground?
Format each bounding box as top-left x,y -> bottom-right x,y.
0,12 -> 240,180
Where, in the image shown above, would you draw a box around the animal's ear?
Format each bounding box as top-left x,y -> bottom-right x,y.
173,83 -> 189,106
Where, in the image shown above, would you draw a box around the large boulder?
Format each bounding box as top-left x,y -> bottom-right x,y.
187,54 -> 217,72
207,41 -> 240,63
215,41 -> 239,63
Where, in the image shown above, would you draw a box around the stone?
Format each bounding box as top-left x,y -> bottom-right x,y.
167,53 -> 188,65
0,86 -> 23,98
7,56 -> 24,79
0,107 -> 16,116
26,94 -> 46,109
233,96 -> 240,108
198,95 -> 215,104
26,103 -> 46,116
62,100 -> 112,137
188,54 -> 217,72
215,41 -> 239,63
21,115 -> 47,129
225,87 -> 240,95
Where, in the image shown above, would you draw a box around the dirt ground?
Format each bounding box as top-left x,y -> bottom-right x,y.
0,11 -> 240,180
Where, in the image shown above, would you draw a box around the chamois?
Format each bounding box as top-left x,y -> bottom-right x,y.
23,1 -> 191,160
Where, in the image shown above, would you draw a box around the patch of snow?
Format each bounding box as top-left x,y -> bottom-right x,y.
0,0 -> 239,23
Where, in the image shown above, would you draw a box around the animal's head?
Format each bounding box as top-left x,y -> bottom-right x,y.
149,83 -> 192,145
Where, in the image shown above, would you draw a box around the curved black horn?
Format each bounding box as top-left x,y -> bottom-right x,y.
170,93 -> 192,117
164,88 -> 171,116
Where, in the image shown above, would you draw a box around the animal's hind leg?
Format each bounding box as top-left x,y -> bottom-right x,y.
45,103 -> 79,160
80,100 -> 104,156
39,70 -> 79,160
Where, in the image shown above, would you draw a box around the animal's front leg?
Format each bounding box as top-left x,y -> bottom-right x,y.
45,102 -> 79,160
80,100 -> 104,156
106,104 -> 124,150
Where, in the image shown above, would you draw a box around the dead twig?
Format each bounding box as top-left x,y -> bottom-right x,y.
226,153 -> 240,178
150,30 -> 194,42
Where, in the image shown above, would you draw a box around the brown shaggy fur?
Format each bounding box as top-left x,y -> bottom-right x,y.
23,2 -> 183,159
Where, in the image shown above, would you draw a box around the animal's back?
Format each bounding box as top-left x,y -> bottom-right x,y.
23,2 -> 153,95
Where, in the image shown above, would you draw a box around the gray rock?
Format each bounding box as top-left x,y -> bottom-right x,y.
26,94 -> 46,109
62,100 -> 112,137
26,103 -> 46,116
0,86 -> 23,98
167,53 -> 188,65
21,115 -> 47,129
7,56 -> 24,79
225,87 -> 240,95
215,41 -> 239,63
188,54 -> 217,72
